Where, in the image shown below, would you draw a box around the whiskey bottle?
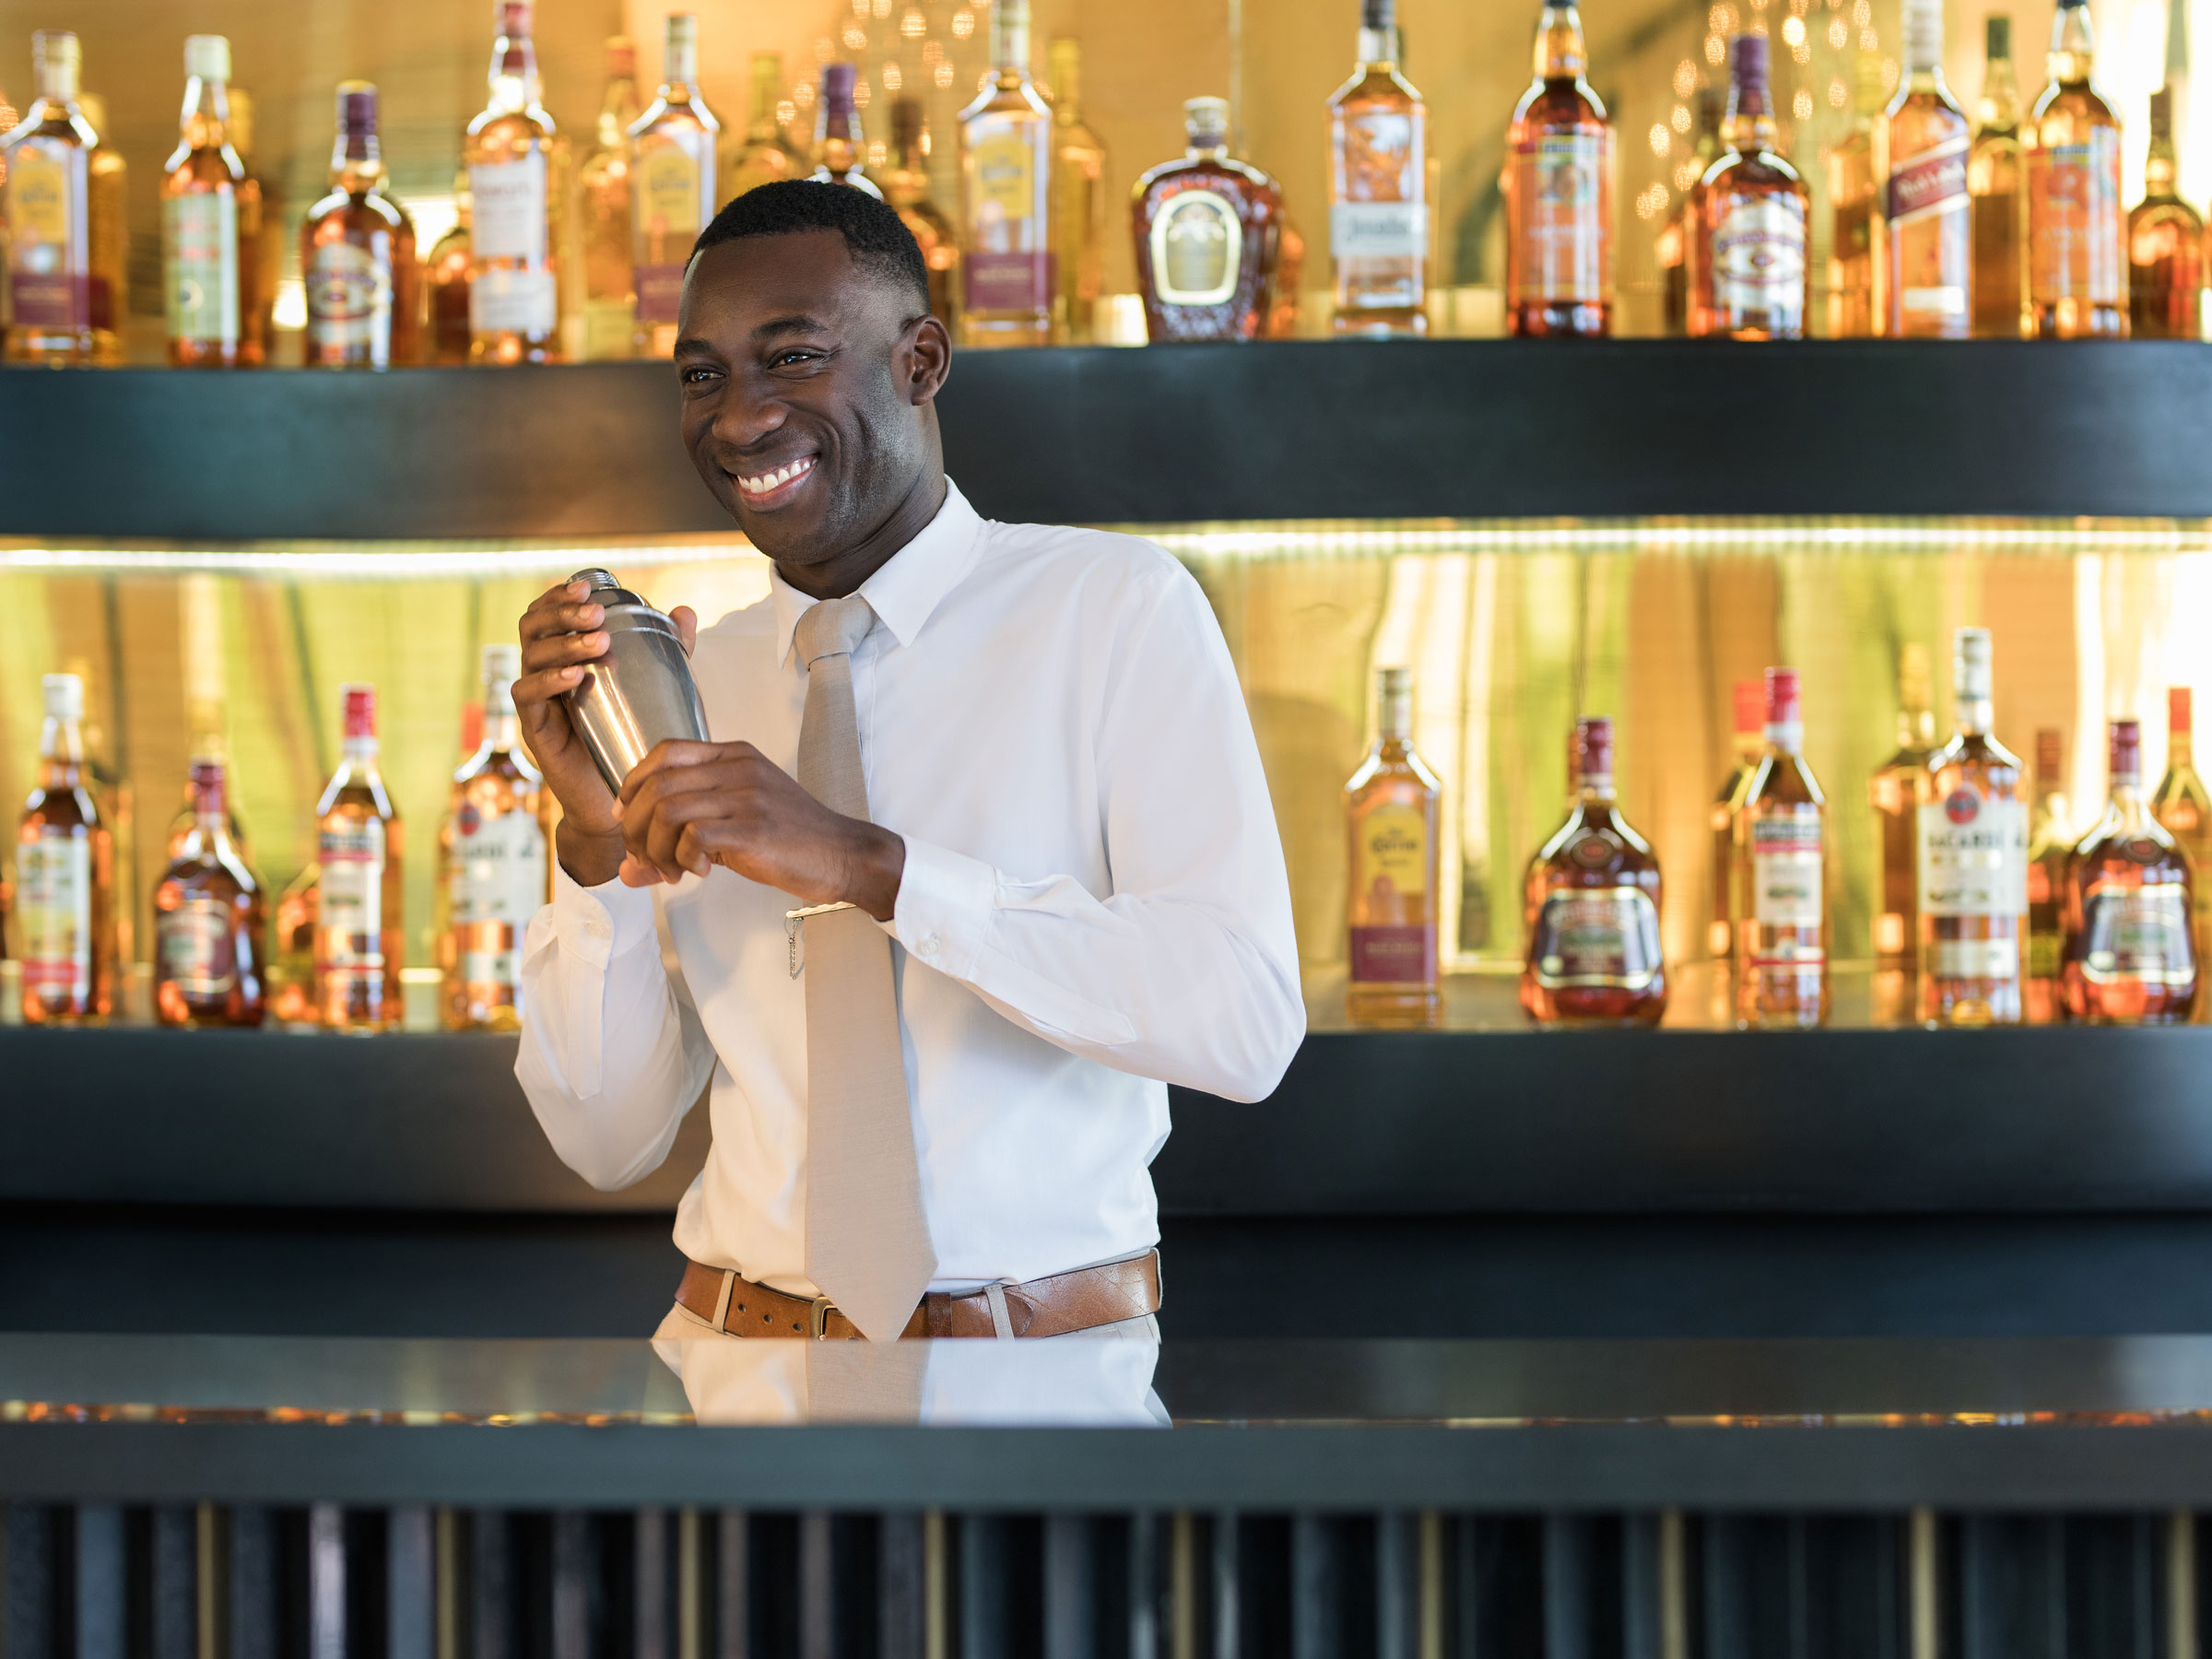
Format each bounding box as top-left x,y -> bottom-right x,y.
811,64 -> 882,198
302,83 -> 421,370
160,35 -> 245,367
2024,726 -> 2072,1023
1709,678 -> 1764,961
1132,97 -> 1285,344
1918,628 -> 2028,1027
1327,0 -> 1427,336
427,173 -> 473,365
1827,50 -> 1887,337
575,36 -> 640,361
724,53 -> 801,203
1735,668 -> 1828,1030
76,91 -> 125,364
1522,716 -> 1666,1027
3,32 -> 98,365
2064,720 -> 2197,1024
465,0 -> 561,364
1503,0 -> 1612,337
18,674 -> 112,1025
959,0 -> 1053,345
1046,38 -> 1108,343
1881,0 -> 1972,336
225,88 -> 277,367
1659,88 -> 1724,336
314,685 -> 405,1032
439,646 -> 547,1032
153,759 -> 265,1029
1688,33 -> 1807,340
2128,89 -> 2201,338
884,99 -> 960,324
1870,642 -> 1936,974
1346,667 -> 1441,1027
2026,0 -> 2125,337
630,14 -> 719,358
2152,687 -> 2212,1003
1968,15 -> 2026,337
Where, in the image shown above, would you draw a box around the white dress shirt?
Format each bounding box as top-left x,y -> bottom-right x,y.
515,478 -> 1303,1298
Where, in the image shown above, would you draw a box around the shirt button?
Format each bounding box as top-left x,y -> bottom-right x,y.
917,933 -> 941,959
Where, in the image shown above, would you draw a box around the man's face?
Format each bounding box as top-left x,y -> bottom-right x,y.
675,230 -> 941,568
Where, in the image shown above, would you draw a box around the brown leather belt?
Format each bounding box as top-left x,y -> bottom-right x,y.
674,1251 -> 1160,1340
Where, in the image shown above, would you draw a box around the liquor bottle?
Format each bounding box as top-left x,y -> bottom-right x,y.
160,35 -> 245,368
884,99 -> 960,322
1132,97 -> 1285,344
2026,0 -> 2125,338
1871,642 -> 1936,974
1709,678 -> 1764,960
1827,50 -> 1887,337
314,685 -> 404,1032
1968,15 -> 2026,338
1503,0 -> 1612,337
2152,687 -> 2212,1000
2,32 -> 97,365
1327,0 -> 1427,336
226,88 -> 276,367
439,646 -> 547,1032
1266,213 -> 1307,339
575,36 -> 639,361
1687,34 -> 1807,340
76,91 -> 124,364
1918,628 -> 2028,1027
1660,88 -> 1724,336
1735,668 -> 1828,1030
724,53 -> 801,203
1880,0 -> 1972,337
1522,716 -> 1666,1027
1046,38 -> 1107,343
152,759 -> 265,1029
18,674 -> 112,1025
465,0 -> 561,364
427,174 -> 473,365
811,64 -> 882,198
2064,719 -> 2197,1024
2024,726 -> 2072,1022
959,0 -> 1054,346
2129,88 -> 2201,339
267,864 -> 320,1025
630,15 -> 719,358
302,83 -> 421,370
1345,667 -> 1441,1027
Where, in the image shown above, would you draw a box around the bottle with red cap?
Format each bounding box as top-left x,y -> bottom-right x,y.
314,684 -> 405,1030
2063,719 -> 2197,1024
1522,716 -> 1665,1027
2152,688 -> 2212,1011
153,758 -> 265,1028
1709,678 -> 1765,963
1731,668 -> 1827,1029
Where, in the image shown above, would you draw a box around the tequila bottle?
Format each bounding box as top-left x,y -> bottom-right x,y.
301,82 -> 420,369
1881,0 -> 1972,336
439,646 -> 547,1032
2065,720 -> 2197,1024
161,35 -> 244,367
153,759 -> 265,1029
1345,667 -> 1441,1028
17,673 -> 112,1025
1968,14 -> 2025,337
1734,668 -> 1828,1030
2024,726 -> 2072,1022
1046,38 -> 1107,343
3,32 -> 98,365
1688,33 -> 1806,340
2026,0 -> 2124,337
2128,87 -> 2201,339
959,0 -> 1053,345
1523,717 -> 1666,1027
1917,629 -> 2028,1026
630,14 -> 718,357
1504,0 -> 1611,337
314,686 -> 405,1032
575,36 -> 639,361
465,0 -> 561,364
1327,0 -> 1427,336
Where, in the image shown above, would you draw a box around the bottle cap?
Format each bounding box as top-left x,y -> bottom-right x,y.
1953,627 -> 1994,701
1577,716 -> 1615,782
665,13 -> 699,81
606,35 -> 636,77
336,80 -> 378,134
665,15 -> 698,51
1732,32 -> 1771,104
1732,678 -> 1763,737
498,1 -> 533,41
482,641 -> 523,685
1185,96 -> 1230,147
822,61 -> 857,114
1378,665 -> 1414,698
2112,718 -> 2143,782
1902,0 -> 1944,69
341,683 -> 378,741
1361,0 -> 1395,34
1764,666 -> 1801,730
42,673 -> 83,722
2173,687 -> 2194,738
189,757 -> 228,812
1985,13 -> 2011,57
2152,87 -> 2174,140
891,96 -> 924,149
32,30 -> 81,100
185,34 -> 231,83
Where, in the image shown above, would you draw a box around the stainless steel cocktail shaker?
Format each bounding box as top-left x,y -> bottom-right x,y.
560,569 -> 712,792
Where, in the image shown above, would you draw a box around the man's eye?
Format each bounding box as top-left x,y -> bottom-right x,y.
771,350 -> 818,368
680,365 -> 720,384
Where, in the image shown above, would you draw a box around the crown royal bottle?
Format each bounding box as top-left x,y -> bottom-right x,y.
1132,97 -> 1285,344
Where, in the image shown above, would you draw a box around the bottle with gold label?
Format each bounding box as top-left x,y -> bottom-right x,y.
1346,666 -> 1441,1028
438,646 -> 547,1032
1131,97 -> 1283,344
575,37 -> 639,361
1523,716 -> 1666,1027
153,759 -> 265,1030
1045,37 -> 1106,343
724,53 -> 801,203
161,35 -> 245,367
3,32 -> 98,365
959,0 -> 1054,347
629,15 -> 718,358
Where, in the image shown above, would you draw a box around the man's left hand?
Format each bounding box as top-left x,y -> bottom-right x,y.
613,739 -> 906,922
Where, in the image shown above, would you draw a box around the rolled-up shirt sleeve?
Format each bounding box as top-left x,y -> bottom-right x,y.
515,861 -> 715,1191
886,562 -> 1305,1103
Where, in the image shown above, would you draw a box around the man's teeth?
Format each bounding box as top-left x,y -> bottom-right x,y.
738,457 -> 815,495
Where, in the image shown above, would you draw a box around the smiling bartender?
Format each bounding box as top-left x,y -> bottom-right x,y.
512,182 -> 1303,1344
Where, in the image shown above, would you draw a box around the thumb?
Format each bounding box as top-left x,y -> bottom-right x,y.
671,606 -> 699,656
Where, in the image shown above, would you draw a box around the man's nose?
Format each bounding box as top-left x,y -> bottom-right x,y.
711,381 -> 788,450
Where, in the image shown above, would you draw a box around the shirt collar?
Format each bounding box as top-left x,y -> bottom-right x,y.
770,477 -> 983,671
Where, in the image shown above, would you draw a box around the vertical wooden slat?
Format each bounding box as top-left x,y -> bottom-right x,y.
433,1510 -> 463,1659
1910,1509 -> 1939,1659
880,1513 -> 925,1659
1376,1513 -> 1418,1659
635,1509 -> 670,1659
387,1508 -> 433,1659
1418,1514 -> 1442,1659
1290,1517 -> 1338,1659
799,1512 -> 833,1659
75,1503 -> 124,1659
549,1513 -> 590,1659
1126,1512 -> 1159,1659
677,1509 -> 703,1659
5,1506 -> 58,1659
1621,1513 -> 1663,1659
925,1510 -> 949,1659
149,1506 -> 197,1659
1042,1516 -> 1090,1659
1212,1512 -> 1240,1659
1542,1516 -> 1592,1659
470,1511 -> 510,1659
227,1508 -> 276,1659
196,1505 -> 228,1659
2171,1512 -> 2197,1659
1171,1514 -> 1199,1659
308,1505 -> 346,1659
717,1509 -> 747,1659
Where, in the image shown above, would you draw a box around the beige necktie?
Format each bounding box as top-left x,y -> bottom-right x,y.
794,594 -> 938,1342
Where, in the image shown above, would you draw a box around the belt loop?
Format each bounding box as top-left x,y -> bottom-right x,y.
711,1269 -> 736,1333
983,1283 -> 1016,1341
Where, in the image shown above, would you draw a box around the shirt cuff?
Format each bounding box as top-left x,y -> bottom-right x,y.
547,857 -> 661,966
888,837 -> 998,981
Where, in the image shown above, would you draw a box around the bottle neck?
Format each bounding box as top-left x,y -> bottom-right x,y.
1356,25 -> 1396,68
2050,5 -> 2096,86
1726,85 -> 1778,152
1050,49 -> 1081,120
994,4 -> 1032,80
663,37 -> 698,100
2147,107 -> 2180,194
1765,719 -> 1802,759
1534,4 -> 1587,81
1903,3 -> 1944,76
2174,730 -> 2195,770
597,74 -> 638,147
484,693 -> 520,753
2111,775 -> 2148,823
181,73 -> 231,152
488,24 -> 542,113
1979,53 -> 2021,129
1957,694 -> 1993,737
341,734 -> 380,771
41,714 -> 85,779
1900,704 -> 1936,748
332,126 -> 383,190
751,64 -> 782,131
1578,773 -> 1618,807
35,56 -> 80,108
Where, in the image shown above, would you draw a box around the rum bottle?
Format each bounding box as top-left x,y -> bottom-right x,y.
959,0 -> 1053,345
2024,726 -> 2072,1021
1917,628 -> 2028,1026
812,64 -> 881,197
575,36 -> 639,361
160,35 -> 244,368
1523,716 -> 1666,1027
1345,667 -> 1441,1027
1132,97 -> 1285,344
1046,38 -> 1108,343
439,646 -> 547,1032
1735,668 -> 1828,1030
630,14 -> 718,358
314,685 -> 404,1032
1968,14 -> 2026,337
465,0 -> 561,364
153,759 -> 265,1029
1503,0 -> 1611,337
1827,50 -> 1887,337
1871,642 -> 1936,975
2,32 -> 97,365
885,99 -> 960,323
2129,88 -> 2201,339
76,91 -> 124,364
2064,719 -> 2197,1024
724,53 -> 801,202
302,82 -> 421,370
2152,687 -> 2212,1005
2026,0 -> 2125,338
426,174 -> 473,364
1881,0 -> 1972,336
1687,33 -> 1807,340
1709,678 -> 1763,961
1327,0 -> 1427,336
18,674 -> 112,1025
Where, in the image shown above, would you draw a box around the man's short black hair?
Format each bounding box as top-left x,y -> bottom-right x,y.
690,180 -> 933,316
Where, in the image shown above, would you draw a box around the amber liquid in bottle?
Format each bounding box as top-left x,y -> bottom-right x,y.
315,685 -> 405,1031
885,99 -> 961,325
1346,667 -> 1441,1028
1709,679 -> 1764,963
1870,643 -> 1936,1015
3,32 -> 99,365
154,759 -> 265,1029
2026,0 -> 2125,338
1132,97 -> 1284,344
575,36 -> 640,361
160,35 -> 245,368
1327,0 -> 1428,337
1688,33 -> 1806,340
76,91 -> 126,365
2128,88 -> 2202,339
1523,717 -> 1666,1027
1046,38 -> 1107,344
2023,727 -> 2072,1024
629,15 -> 719,359
465,0 -> 562,364
439,647 -> 548,1031
302,82 -> 421,370
2065,720 -> 2197,1024
1734,668 -> 1828,1030
427,179 -> 474,365
1918,629 -> 2028,1027
959,0 -> 1053,345
224,88 -> 277,367
2152,688 -> 2212,1021
1825,52 -> 1887,337
1968,15 -> 2026,338
1881,0 -> 1972,337
17,673 -> 113,1025
724,53 -> 801,203
1504,0 -> 1612,337
1660,89 -> 1724,337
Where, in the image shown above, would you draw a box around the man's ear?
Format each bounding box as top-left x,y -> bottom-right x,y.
902,313 -> 952,406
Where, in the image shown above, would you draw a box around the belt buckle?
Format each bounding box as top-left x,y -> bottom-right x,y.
809,1296 -> 836,1340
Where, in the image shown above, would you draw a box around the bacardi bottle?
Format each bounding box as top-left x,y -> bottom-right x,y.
1968,14 -> 2026,338
1503,0 -> 1611,337
959,0 -> 1053,345
1734,668 -> 1827,1030
724,53 -> 801,202
1871,642 -> 1937,977
575,36 -> 639,361
811,64 -> 881,198
465,0 -> 561,364
629,14 -> 718,358
160,35 -> 244,367
1918,629 -> 2028,1026
314,685 -> 404,1031
17,673 -> 112,1025
2128,88 -> 2200,339
1523,716 -> 1666,1027
1709,678 -> 1764,961
1881,0 -> 1972,336
1688,33 -> 1807,340
2024,727 -> 2072,1022
1345,667 -> 1441,1027
2065,719 -> 2196,1024
301,82 -> 420,370
1046,38 -> 1108,343
1132,97 -> 1285,344
439,646 -> 547,1031
2026,0 -> 2124,338
2,32 -> 98,365
153,759 -> 265,1029
2153,687 -> 2212,1008
1327,0 -> 1427,336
